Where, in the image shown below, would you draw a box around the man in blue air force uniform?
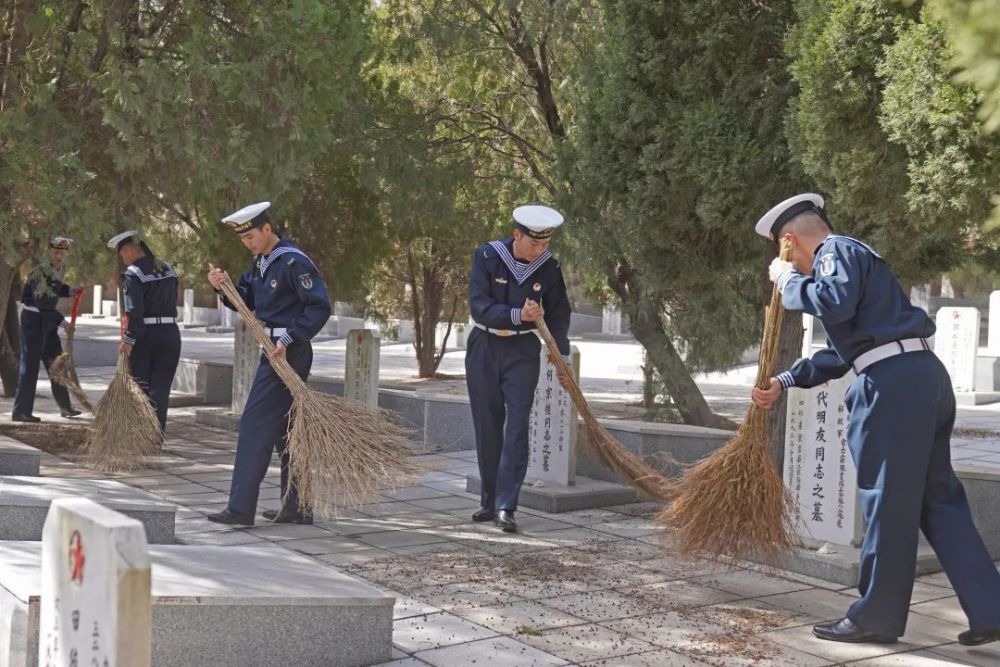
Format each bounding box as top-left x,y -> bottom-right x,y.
107,231 -> 182,431
752,194 -> 1000,646
466,205 -> 571,534
12,236 -> 83,422
207,202 -> 331,526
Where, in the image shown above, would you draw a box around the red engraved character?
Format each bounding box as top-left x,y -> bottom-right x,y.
69,531 -> 85,585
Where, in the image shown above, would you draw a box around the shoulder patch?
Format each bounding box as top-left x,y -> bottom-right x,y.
299,273 -> 314,290
818,253 -> 837,277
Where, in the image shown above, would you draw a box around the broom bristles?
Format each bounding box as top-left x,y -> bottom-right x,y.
83,353 -> 162,472
658,241 -> 796,566
211,266 -> 417,518
533,318 -> 676,501
49,323 -> 94,412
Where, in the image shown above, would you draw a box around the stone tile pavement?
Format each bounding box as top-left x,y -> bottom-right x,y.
6,385 -> 994,666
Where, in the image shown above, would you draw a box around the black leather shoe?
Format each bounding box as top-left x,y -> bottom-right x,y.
813,618 -> 896,644
495,510 -> 517,533
272,507 -> 313,524
261,509 -> 279,521
60,408 -> 82,418
206,509 -> 255,526
11,413 -> 40,423
958,628 -> 1000,646
472,508 -> 495,522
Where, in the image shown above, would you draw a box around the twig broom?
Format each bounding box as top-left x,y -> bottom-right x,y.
49,289 -> 94,412
211,266 -> 417,518
657,241 -> 795,566
83,311 -> 163,472
533,317 -> 675,501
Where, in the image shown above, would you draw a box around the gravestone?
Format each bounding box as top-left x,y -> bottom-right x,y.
345,329 -> 379,407
783,374 -> 863,546
601,305 -> 622,336
526,346 -> 581,486
989,291 -> 1000,352
182,289 -> 194,325
92,286 -> 103,317
38,498 -> 151,667
935,306 -> 980,392
232,318 -> 260,414
910,284 -> 931,314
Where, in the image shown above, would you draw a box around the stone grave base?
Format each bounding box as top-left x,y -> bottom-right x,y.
0,438 -> 40,477
757,539 -> 942,588
196,407 -> 241,432
955,391 -> 1000,406
466,474 -> 638,513
0,542 -> 393,667
0,476 -> 175,543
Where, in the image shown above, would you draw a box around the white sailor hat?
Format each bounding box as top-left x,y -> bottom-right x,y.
106,230 -> 138,250
513,205 -> 564,240
49,236 -> 73,250
221,201 -> 271,234
755,193 -> 826,241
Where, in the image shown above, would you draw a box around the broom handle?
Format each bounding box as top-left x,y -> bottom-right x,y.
753,240 -> 793,390
208,264 -> 308,393
68,289 -> 83,335
532,317 -> 589,416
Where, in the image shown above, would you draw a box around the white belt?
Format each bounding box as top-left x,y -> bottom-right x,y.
852,338 -> 930,374
473,323 -> 534,337
267,327 -> 287,338
143,316 -> 176,324
20,305 -> 39,313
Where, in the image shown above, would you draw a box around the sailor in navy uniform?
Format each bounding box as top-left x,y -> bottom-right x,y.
206,202 -> 331,526
107,231 -> 182,431
752,194 -> 1000,646
466,205 -> 572,533
12,236 -> 82,422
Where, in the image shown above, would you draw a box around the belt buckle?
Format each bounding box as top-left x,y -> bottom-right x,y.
495,329 -> 514,337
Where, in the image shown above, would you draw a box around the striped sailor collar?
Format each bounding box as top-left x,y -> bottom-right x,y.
817,234 -> 883,260
124,256 -> 176,281
488,237 -> 552,286
257,238 -> 316,278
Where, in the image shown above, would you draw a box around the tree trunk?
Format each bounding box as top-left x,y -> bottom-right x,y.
0,275 -> 21,397
627,299 -> 735,430
410,251 -> 452,379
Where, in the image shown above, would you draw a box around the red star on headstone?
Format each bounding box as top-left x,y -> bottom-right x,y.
69,531 -> 85,585
953,311 -> 961,320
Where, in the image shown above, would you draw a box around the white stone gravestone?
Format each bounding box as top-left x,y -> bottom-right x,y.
910,284 -> 931,314
92,285 -> 103,317
601,305 -> 622,336
182,288 -> 195,325
345,329 -> 379,407
989,291 -> 1000,353
526,346 -> 581,486
783,374 -> 863,546
935,306 -> 980,392
232,317 -> 260,414
38,498 -> 151,667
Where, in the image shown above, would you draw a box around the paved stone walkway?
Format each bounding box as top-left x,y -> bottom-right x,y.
6,382 -> 993,666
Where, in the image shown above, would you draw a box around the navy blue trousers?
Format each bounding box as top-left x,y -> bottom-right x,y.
129,324 -> 181,430
13,310 -> 71,416
465,328 -> 540,512
227,340 -> 312,516
845,351 -> 1000,637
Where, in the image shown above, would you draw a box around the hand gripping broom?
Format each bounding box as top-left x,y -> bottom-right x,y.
657,241 -> 795,566
211,266 -> 417,518
49,289 -> 94,412
82,310 -> 163,472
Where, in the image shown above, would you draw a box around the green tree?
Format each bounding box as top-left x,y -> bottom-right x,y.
927,0 -> 1000,228
564,0 -> 805,428
787,0 -> 1000,279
